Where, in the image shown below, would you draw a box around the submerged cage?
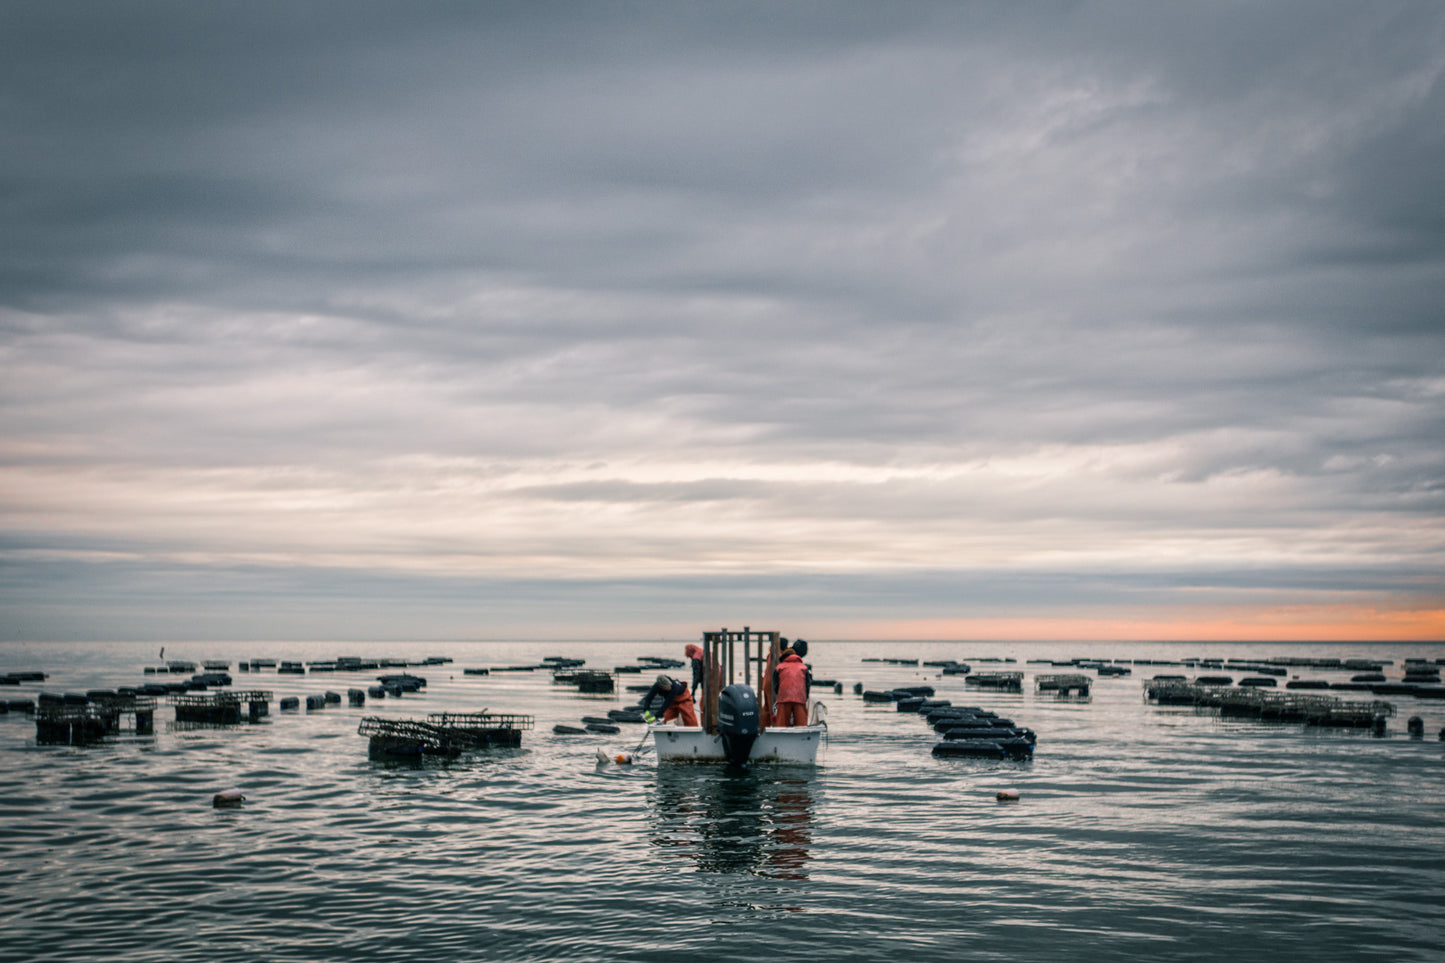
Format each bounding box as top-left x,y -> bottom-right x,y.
1035,674 -> 1091,697
36,693 -> 159,744
36,704 -> 106,744
171,690 -> 273,725
359,711 -> 535,758
359,718 -> 461,757
427,711 -> 534,747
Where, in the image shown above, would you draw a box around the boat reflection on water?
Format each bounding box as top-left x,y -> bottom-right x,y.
648,767 -> 816,880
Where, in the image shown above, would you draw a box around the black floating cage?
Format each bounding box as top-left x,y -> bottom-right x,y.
1142,681 -> 1394,728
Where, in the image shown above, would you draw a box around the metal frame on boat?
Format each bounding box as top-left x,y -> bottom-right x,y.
650,627 -> 824,766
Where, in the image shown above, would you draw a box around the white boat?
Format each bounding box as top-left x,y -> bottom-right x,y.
647,626 -> 826,766
650,723 -> 825,765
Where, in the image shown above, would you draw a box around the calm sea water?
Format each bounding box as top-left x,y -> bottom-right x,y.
1,639 -> 1442,963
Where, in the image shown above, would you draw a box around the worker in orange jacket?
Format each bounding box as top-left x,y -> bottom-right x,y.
771,648 -> 811,727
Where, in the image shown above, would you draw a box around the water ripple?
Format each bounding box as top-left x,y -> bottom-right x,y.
2,641 -> 1443,962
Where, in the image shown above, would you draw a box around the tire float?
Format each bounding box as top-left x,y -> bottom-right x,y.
932,741 -> 1006,758
925,701 -> 1037,761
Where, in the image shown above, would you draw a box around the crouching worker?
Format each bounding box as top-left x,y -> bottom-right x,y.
772,647 -> 811,727
637,674 -> 698,727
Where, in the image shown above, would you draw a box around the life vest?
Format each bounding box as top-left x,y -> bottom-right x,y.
775,653 -> 809,704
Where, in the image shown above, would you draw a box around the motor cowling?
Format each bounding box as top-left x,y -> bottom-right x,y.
716,684 -> 759,768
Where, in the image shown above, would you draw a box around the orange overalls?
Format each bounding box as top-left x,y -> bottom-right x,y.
662,683 -> 699,727
772,653 -> 809,727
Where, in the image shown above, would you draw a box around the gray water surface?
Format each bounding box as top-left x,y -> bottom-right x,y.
1,640 -> 1441,962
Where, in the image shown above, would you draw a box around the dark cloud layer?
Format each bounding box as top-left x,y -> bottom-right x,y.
2,2 -> 1442,639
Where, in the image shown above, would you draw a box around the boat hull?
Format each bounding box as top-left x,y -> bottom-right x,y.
650,724 -> 824,765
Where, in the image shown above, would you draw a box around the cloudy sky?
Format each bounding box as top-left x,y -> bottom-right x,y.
2,2 -> 1442,642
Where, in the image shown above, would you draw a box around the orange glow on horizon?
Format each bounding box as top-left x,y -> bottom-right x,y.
820,603 -> 1445,642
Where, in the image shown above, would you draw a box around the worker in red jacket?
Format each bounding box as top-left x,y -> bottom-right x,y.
685,643 -> 709,699
771,647 -> 811,727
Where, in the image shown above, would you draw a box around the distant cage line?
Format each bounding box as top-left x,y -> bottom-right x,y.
1143,680 -> 1394,728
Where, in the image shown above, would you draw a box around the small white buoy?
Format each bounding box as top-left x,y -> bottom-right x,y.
213,789 -> 245,808
995,788 -> 1020,802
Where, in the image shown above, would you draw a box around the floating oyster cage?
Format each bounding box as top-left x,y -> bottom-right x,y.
965,671 -> 1023,692
35,692 -> 160,745
551,668 -> 615,692
1035,674 -> 1091,697
359,711 -> 535,758
376,673 -> 426,692
637,656 -> 687,669
170,690 -> 274,724
1143,681 -> 1394,728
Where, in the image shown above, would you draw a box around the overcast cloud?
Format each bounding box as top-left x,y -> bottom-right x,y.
2,2 -> 1442,641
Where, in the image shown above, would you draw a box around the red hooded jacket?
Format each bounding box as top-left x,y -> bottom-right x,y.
773,653 -> 810,704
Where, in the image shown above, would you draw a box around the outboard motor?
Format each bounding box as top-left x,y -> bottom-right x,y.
716,684 -> 760,769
